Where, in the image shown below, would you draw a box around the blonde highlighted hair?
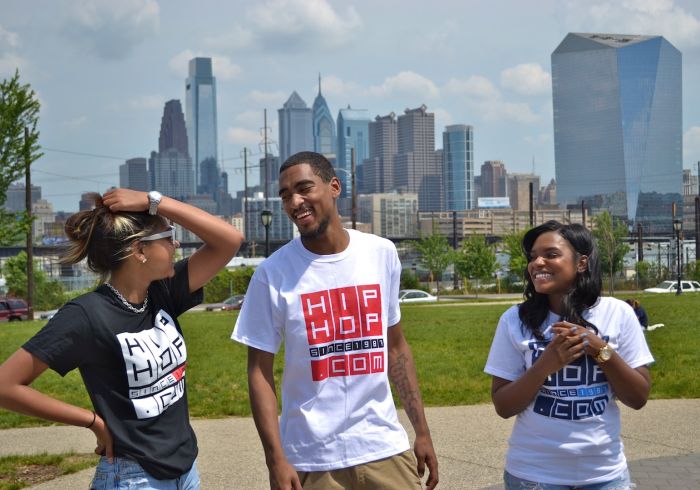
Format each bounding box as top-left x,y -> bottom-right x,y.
61,193 -> 167,280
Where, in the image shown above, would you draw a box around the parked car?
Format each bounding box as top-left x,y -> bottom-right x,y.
40,309 -> 59,320
204,294 -> 245,311
644,280 -> 700,293
398,289 -> 437,303
0,298 -> 29,322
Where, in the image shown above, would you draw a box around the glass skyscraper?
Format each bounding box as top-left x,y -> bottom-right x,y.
185,57 -> 219,195
278,91 -> 313,165
442,124 -> 474,211
552,33 -> 682,234
337,107 -> 371,199
312,76 -> 336,157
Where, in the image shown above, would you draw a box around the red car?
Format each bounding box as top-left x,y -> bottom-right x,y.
0,298 -> 29,322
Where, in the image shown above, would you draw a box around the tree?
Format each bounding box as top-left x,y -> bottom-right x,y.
203,267 -> 254,303
502,229 -> 529,282
592,211 -> 630,295
0,70 -> 42,245
2,252 -> 64,310
454,234 -> 497,297
414,231 -> 454,299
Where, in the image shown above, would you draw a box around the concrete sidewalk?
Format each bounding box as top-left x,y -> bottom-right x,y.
0,399 -> 697,489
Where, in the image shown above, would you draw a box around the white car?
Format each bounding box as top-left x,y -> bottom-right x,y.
398,289 -> 438,303
644,280 -> 700,293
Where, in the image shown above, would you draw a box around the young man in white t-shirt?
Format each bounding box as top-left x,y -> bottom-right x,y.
232,151 -> 439,490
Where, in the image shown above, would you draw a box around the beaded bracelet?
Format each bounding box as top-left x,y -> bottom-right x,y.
86,410 -> 97,429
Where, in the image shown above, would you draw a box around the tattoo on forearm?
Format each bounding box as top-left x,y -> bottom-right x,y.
389,352 -> 422,426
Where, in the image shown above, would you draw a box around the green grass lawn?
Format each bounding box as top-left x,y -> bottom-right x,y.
0,293 -> 697,429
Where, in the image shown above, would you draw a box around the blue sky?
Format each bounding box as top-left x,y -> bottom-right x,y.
2,0 -> 700,211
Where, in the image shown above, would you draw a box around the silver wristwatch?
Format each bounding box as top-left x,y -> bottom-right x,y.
147,191 -> 162,215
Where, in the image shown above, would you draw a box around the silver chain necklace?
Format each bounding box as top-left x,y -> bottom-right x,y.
104,282 -> 149,314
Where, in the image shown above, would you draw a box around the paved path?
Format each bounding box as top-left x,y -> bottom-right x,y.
0,399 -> 697,489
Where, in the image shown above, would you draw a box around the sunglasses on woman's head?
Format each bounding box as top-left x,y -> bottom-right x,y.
141,225 -> 176,245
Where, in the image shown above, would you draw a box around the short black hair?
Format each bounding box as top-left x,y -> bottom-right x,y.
279,151 -> 337,183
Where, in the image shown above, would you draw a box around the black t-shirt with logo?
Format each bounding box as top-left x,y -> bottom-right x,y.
23,259 -> 203,480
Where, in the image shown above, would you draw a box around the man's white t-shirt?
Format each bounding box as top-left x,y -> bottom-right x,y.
232,229 -> 410,471
484,297 -> 654,486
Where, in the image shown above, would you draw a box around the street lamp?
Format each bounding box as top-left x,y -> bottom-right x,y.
261,209 -> 273,258
673,217 -> 682,295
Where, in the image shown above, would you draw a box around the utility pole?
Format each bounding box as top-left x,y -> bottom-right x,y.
263,109 -> 269,209
351,147 -> 357,230
695,196 -> 699,262
528,181 -> 534,227
241,147 -> 249,256
24,127 -> 34,320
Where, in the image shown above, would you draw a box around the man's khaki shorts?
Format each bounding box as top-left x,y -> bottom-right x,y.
297,450 -> 422,489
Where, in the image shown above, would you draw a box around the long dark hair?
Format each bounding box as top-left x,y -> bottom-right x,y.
518,221 -> 602,339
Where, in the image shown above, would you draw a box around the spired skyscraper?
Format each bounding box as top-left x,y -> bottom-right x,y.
552,33 -> 682,234
312,75 -> 336,157
149,99 -> 193,201
186,57 -> 220,195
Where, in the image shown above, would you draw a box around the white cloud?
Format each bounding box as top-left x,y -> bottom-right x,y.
205,0 -> 362,52
561,0 -> 700,49
0,53 -> 28,78
367,71 -> 439,99
63,0 -> 159,60
444,75 -> 539,124
226,127 -> 261,146
523,133 -> 553,147
432,108 -> 455,131
500,63 -> 552,96
244,90 -> 286,106
168,50 -> 241,81
235,110 -> 265,127
684,126 -> 700,164
0,24 -> 20,53
211,56 -> 242,81
62,115 -> 89,129
444,76 -> 499,99
315,75 -> 361,98
108,94 -> 164,112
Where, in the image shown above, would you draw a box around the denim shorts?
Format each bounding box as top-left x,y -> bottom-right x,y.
504,468 -> 633,490
89,456 -> 200,490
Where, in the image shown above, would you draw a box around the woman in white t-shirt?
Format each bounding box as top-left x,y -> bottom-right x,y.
485,221 -> 653,489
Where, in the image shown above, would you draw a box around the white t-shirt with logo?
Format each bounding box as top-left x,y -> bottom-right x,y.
232,229 -> 410,471
484,297 -> 654,486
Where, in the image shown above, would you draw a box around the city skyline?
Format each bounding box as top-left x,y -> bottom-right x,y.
2,0 -> 700,211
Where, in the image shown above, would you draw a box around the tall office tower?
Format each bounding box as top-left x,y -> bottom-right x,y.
337,106 -> 371,199
119,158 -> 149,191
508,173 -> 540,211
150,100 -> 194,200
278,91 -> 313,165
552,33 -> 682,234
185,57 -> 219,195
362,113 -> 397,194
79,192 -> 95,211
480,160 -> 507,198
394,105 -> 441,211
312,76 -> 336,157
259,153 -> 281,198
540,178 -> 557,207
2,183 -> 41,212
442,125 -> 475,211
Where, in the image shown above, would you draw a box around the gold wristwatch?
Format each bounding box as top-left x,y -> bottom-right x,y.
594,343 -> 614,364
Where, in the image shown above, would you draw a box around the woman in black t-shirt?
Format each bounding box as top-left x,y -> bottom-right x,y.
0,188 -> 243,489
